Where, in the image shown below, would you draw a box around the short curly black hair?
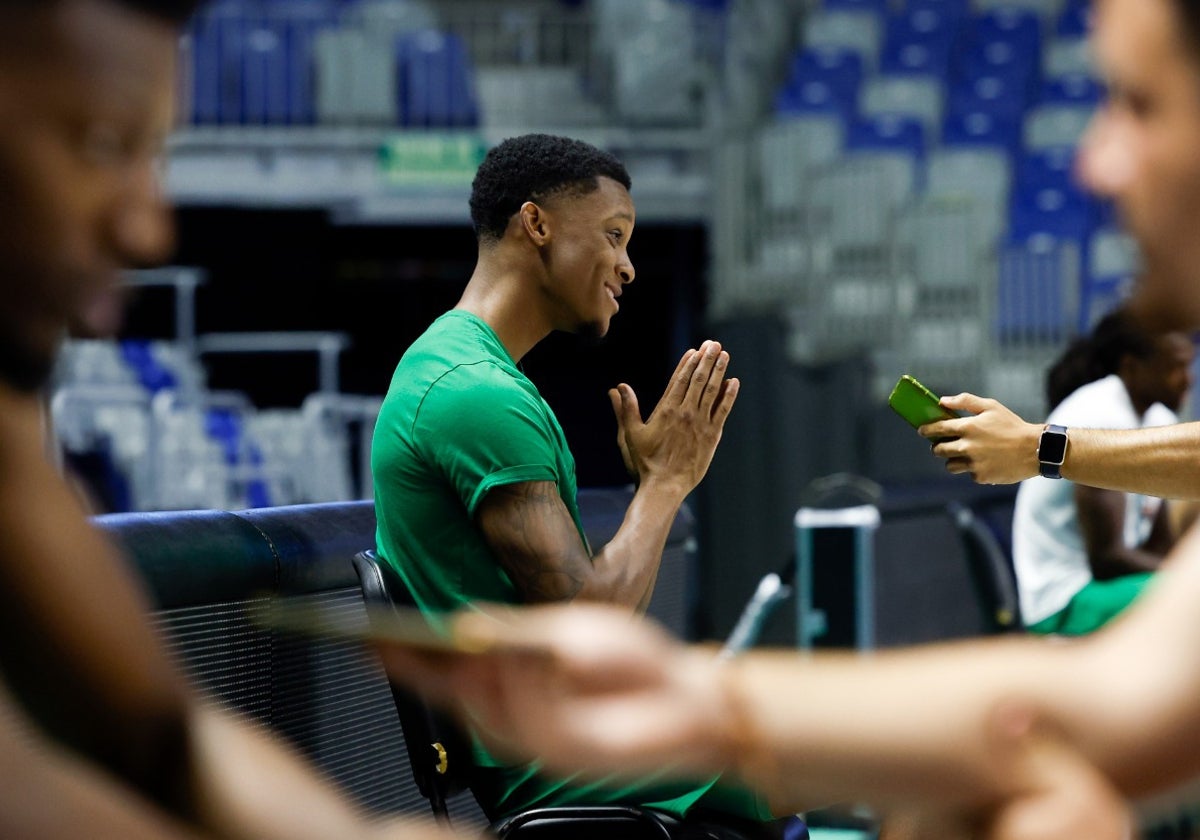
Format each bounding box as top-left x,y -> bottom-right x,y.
469,134 -> 632,243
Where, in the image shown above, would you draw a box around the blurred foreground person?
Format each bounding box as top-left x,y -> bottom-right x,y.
0,1 -> 453,837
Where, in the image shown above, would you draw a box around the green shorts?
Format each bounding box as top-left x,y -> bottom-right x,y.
473,761 -> 775,823
1028,572 -> 1155,636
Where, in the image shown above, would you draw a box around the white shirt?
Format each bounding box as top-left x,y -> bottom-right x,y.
1012,374 -> 1177,625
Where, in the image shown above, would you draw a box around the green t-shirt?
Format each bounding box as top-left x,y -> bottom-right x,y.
372,310 -> 768,822
372,310 -> 586,620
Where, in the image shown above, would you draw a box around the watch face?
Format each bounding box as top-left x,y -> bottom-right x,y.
1040,430 -> 1068,465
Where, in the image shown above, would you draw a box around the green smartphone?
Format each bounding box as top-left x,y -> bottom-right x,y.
888,374 -> 955,431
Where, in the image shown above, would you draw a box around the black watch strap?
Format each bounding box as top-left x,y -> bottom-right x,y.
1038,424 -> 1069,479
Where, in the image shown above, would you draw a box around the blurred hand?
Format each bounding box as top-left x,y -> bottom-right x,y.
882,706 -> 1132,840
376,603 -> 735,783
608,341 -> 739,499
978,706 -> 1133,840
920,393 -> 1042,485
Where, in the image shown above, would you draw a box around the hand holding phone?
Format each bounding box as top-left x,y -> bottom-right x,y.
888,375 -> 956,440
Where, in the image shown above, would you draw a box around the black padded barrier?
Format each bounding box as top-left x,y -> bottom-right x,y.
93,489 -> 695,827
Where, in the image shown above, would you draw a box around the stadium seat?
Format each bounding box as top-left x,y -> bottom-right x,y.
847,114 -> 926,161
941,109 -> 1020,151
803,9 -> 883,69
1039,73 -> 1104,107
1024,103 -> 1095,150
948,73 -> 1028,121
860,74 -> 944,138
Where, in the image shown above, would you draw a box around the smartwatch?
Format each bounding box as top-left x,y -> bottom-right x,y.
1037,424 -> 1069,479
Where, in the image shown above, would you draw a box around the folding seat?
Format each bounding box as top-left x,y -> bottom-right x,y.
803,8 -> 883,69
395,30 -> 478,128
1055,0 -> 1090,38
879,6 -> 960,76
777,47 -> 863,117
948,73 -> 1028,122
1024,103 -> 1095,150
972,7 -> 1042,56
1037,73 -> 1104,107
994,236 -> 1081,344
1043,36 -> 1095,79
759,114 -> 845,213
1008,184 -> 1095,244
847,114 -> 926,162
859,74 -> 944,139
1014,145 -> 1078,196
941,109 -> 1021,153
926,147 -> 1012,244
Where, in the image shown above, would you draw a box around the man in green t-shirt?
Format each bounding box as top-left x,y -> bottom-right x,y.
372,134 -> 771,825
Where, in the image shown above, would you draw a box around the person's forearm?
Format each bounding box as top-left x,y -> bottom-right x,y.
1063,424 -> 1200,500
722,638 -> 1097,815
0,696 -> 206,840
187,705 -> 450,840
722,554 -> 1200,813
1089,546 -> 1163,578
581,477 -> 685,610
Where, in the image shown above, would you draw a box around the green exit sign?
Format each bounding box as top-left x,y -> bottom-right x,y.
379,132 -> 486,186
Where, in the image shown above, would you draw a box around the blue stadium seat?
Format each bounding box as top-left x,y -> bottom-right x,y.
948,73 -> 1028,121
954,38 -> 1039,91
787,47 -> 864,99
847,114 -> 926,159
907,0 -> 971,23
119,341 -> 178,394
995,238 -> 1081,341
1056,1 -> 1090,37
778,47 -> 863,116
881,37 -> 953,76
1039,73 -> 1104,106
1015,145 -> 1079,192
775,80 -> 855,117
1009,185 -> 1095,243
264,0 -> 340,125
941,109 -> 1020,151
240,16 -> 290,125
972,7 -> 1042,54
395,30 -> 479,128
881,6 -> 962,77
823,0 -> 890,12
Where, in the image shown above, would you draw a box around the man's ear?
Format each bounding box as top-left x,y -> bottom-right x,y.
519,201 -> 550,246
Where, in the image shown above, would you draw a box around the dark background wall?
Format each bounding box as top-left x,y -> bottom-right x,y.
122,209 -> 710,488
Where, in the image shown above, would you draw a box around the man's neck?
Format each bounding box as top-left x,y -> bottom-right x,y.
456,258 -> 552,363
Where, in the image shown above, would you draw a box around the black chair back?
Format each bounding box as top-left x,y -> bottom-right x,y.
948,502 -> 1023,633
352,550 -> 476,822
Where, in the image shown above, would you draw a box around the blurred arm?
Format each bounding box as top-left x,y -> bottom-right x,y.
0,386 -> 454,840
1074,485 -> 1165,578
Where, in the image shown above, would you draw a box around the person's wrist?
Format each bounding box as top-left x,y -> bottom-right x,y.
714,657 -> 780,804
1025,422 -> 1045,479
636,472 -> 692,503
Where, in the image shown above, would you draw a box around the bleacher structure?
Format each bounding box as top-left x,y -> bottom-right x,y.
51,268 -> 381,514
713,0 -> 1139,421
63,0 -> 1141,509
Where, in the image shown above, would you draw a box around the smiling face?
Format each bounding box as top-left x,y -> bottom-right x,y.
0,0 -> 178,391
1079,0 -> 1200,331
533,176 -> 636,339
